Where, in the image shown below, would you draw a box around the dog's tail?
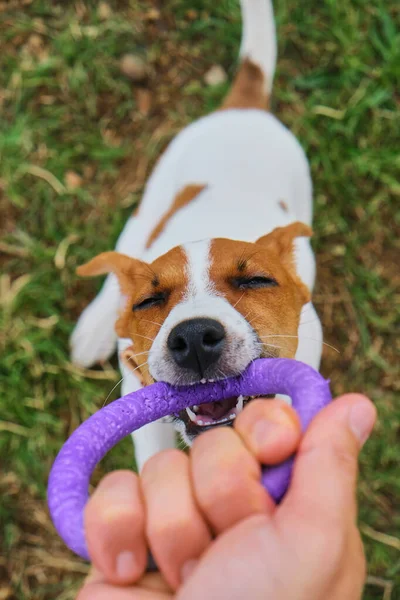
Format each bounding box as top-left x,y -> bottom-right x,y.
221,0 -> 277,111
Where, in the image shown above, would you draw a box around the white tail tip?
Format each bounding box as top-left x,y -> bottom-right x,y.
239,0 -> 277,92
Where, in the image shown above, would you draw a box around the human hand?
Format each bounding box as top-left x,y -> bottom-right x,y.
77,394 -> 376,600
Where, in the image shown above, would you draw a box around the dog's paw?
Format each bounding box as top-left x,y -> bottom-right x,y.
70,296 -> 118,368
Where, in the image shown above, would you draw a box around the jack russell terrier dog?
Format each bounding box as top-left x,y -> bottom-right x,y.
70,0 -> 323,470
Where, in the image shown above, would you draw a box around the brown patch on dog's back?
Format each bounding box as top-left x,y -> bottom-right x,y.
145,184 -> 206,249
221,59 -> 269,111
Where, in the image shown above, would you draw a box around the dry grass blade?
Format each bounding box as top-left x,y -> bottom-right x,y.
361,524 -> 400,551
27,315 -> 60,329
0,273 -> 31,306
0,421 -> 30,436
366,575 -> 394,600
0,241 -> 30,257
63,363 -> 119,380
24,550 -> 89,575
20,165 -> 66,194
54,234 -> 79,269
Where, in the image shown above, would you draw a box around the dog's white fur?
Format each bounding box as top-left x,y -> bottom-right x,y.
71,0 -> 322,469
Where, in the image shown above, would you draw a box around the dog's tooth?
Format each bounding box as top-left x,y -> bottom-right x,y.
186,407 -> 197,422
198,419 -> 204,425
236,395 -> 244,412
229,413 -> 236,419
193,405 -> 199,412
200,378 -> 206,384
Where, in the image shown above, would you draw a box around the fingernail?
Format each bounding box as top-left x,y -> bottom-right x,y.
116,551 -> 137,579
181,559 -> 198,582
252,409 -> 297,450
349,401 -> 376,447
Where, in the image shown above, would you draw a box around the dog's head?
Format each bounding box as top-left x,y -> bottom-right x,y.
78,222 -> 311,444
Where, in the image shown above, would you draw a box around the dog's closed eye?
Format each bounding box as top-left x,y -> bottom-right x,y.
132,292 -> 168,311
230,275 -> 279,290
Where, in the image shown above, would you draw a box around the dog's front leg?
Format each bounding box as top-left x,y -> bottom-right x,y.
119,338 -> 176,471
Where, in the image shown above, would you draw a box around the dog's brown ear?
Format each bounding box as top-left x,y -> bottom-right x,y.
257,222 -> 312,252
77,252 -> 149,337
257,222 -> 313,303
77,251 -> 145,295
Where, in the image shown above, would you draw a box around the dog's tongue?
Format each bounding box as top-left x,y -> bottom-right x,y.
197,397 -> 238,420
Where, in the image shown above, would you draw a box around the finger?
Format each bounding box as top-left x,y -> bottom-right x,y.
77,579 -> 171,600
141,449 -> 212,591
85,470 -> 147,584
235,398 -> 301,464
81,570 -> 172,595
279,394 -> 376,528
191,427 -> 273,535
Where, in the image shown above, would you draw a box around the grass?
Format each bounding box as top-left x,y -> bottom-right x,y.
0,0 -> 399,598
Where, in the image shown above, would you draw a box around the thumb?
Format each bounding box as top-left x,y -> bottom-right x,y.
278,393 -> 376,526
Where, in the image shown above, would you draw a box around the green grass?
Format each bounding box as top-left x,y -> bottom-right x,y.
0,0 -> 399,598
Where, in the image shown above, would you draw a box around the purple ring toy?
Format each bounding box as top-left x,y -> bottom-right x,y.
48,358 -> 331,560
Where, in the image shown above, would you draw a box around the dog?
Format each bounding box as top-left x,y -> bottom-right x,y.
70,0 -> 323,470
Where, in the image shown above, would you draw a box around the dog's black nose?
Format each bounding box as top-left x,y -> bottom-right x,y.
167,318 -> 226,376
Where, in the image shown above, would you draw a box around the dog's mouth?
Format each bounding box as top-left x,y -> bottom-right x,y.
185,394 -> 245,426
175,393 -> 273,435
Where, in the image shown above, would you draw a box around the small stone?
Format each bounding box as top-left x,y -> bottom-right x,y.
27,33 -> 43,51
145,8 -> 160,20
186,9 -> 198,20
65,170 -> 83,190
204,65 -> 227,86
120,54 -> 148,82
98,1 -> 112,20
332,245 -> 346,257
0,586 -> 14,599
